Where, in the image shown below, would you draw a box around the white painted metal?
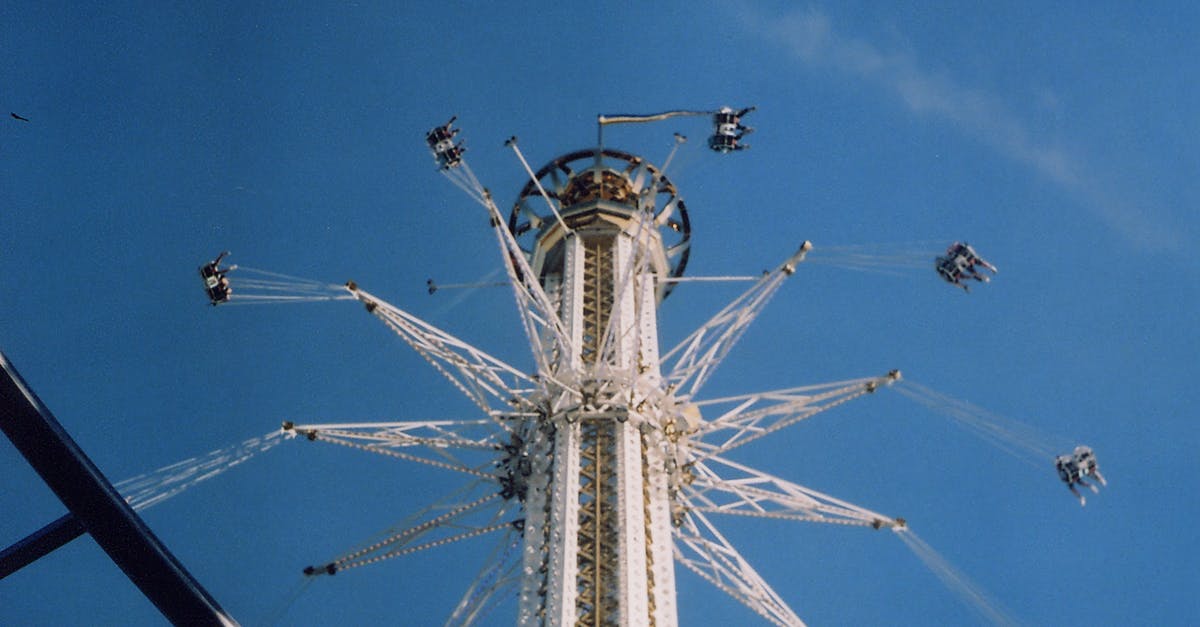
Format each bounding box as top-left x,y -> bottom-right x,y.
288,137 -> 907,626
343,285 -> 538,418
544,420 -> 582,625
674,508 -> 804,627
660,242 -> 812,401
612,234 -> 649,626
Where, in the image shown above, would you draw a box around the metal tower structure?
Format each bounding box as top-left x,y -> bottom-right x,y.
288,111 -> 905,626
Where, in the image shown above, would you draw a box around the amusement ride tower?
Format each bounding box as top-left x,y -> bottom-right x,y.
286,110 -> 905,626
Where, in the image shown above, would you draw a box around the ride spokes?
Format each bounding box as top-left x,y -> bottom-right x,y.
673,508 -> 803,627
282,418 -> 509,479
239,107 -> 1032,626
302,480 -> 521,577
343,283 -> 540,419
687,371 -> 901,460
682,454 -> 904,529
661,242 -> 813,401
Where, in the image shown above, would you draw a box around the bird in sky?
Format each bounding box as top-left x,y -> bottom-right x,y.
11,112 -> 30,122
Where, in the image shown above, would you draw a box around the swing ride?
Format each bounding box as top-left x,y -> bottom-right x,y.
1055,445 -> 1108,506
935,241 -> 998,292
179,108 -> 1104,624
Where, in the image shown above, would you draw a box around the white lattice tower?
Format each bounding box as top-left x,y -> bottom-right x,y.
515,150 -> 683,627
287,128 -> 908,626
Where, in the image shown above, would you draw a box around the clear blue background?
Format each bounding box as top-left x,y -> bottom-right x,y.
2,2 -> 1196,625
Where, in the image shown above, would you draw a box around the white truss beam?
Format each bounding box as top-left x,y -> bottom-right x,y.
683,455 -> 901,528
689,371 -> 901,459
516,421 -> 557,626
302,480 -> 515,576
284,418 -> 504,449
283,419 -> 508,478
673,509 -> 804,627
661,242 -> 812,401
483,189 -> 578,382
542,421 -> 582,626
346,285 -> 538,418
438,149 -> 577,381
289,133 -> 922,627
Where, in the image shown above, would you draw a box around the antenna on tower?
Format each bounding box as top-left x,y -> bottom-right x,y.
504,136 -> 572,235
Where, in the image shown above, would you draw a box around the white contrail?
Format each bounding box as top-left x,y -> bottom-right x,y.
744,7 -> 1180,252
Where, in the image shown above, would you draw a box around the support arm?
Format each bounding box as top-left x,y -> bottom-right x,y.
689,371 -> 901,459
683,456 -> 903,529
346,284 -> 538,418
673,509 -> 805,627
661,242 -> 812,400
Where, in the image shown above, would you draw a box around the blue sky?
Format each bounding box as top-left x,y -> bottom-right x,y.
2,2 -> 1197,625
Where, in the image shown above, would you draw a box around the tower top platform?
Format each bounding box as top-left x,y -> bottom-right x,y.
507,148 -> 692,302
